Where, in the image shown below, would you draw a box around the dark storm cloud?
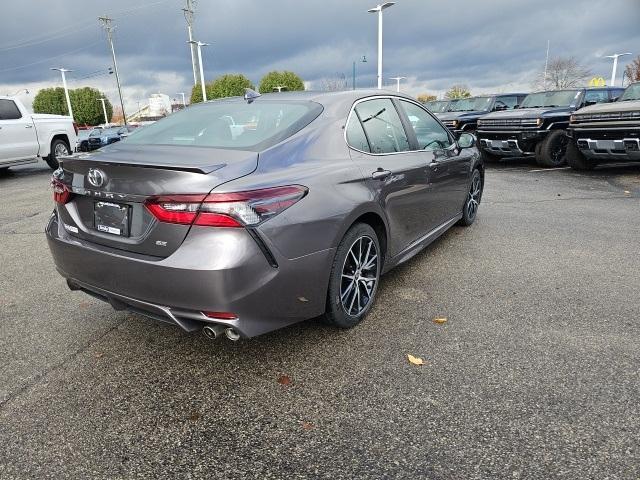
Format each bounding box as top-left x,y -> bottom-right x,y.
1,0 -> 639,98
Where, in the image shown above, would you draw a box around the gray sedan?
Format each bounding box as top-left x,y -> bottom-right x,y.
47,90 -> 483,340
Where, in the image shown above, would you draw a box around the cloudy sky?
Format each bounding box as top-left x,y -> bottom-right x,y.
2,0 -> 639,112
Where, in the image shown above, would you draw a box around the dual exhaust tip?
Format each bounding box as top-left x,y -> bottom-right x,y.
202,324 -> 241,341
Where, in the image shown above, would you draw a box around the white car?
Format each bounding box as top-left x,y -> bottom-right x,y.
0,96 -> 77,172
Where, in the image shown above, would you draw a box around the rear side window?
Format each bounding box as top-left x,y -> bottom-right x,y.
0,100 -> 22,120
400,100 -> 452,151
354,99 -> 410,154
345,114 -> 370,152
125,100 -> 323,152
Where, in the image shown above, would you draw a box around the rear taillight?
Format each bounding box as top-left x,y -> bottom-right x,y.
51,178 -> 72,205
145,185 -> 307,228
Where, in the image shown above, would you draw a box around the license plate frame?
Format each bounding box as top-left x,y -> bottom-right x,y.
94,201 -> 130,237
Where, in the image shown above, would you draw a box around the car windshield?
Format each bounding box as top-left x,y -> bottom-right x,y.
425,101 -> 449,113
448,97 -> 492,112
520,90 -> 581,108
620,83 -> 640,101
125,99 -> 323,151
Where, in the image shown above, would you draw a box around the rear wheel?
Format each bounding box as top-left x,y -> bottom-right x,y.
458,168 -> 483,226
566,142 -> 597,170
536,130 -> 569,167
45,138 -> 70,169
325,223 -> 381,329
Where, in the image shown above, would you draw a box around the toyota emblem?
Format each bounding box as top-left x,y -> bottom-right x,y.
87,168 -> 105,187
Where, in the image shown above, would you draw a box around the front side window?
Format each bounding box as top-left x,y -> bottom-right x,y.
0,100 -> 22,120
354,99 -> 410,154
345,114 -> 370,152
495,96 -> 519,109
400,101 -> 452,151
584,90 -> 609,104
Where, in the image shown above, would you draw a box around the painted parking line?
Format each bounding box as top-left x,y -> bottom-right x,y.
529,167 -> 572,172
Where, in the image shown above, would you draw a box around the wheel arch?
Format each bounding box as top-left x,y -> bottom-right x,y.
336,206 -> 389,269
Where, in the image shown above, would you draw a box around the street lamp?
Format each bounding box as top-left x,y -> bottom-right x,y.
368,2 -> 395,89
389,76 -> 406,92
51,68 -> 74,120
605,53 -> 632,87
11,89 -> 29,96
97,98 -> 109,125
352,55 -> 367,90
188,40 -> 209,102
177,92 -> 186,106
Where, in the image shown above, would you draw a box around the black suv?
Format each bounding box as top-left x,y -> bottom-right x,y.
438,94 -> 527,135
566,82 -> 640,170
476,87 -> 624,167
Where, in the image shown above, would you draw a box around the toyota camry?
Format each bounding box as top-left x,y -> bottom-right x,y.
47,90 -> 483,340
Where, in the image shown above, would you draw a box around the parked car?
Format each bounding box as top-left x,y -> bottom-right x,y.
424,100 -> 450,114
476,87 -> 623,167
76,128 -> 102,152
566,82 -> 640,170
47,90 -> 483,340
438,93 -> 527,135
0,96 -> 77,171
435,98 -> 460,118
87,126 -> 133,151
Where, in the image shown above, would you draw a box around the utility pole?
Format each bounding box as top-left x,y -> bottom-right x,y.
188,40 -> 209,102
98,98 -> 109,124
543,40 -> 550,90
99,15 -> 127,125
177,92 -> 186,106
352,55 -> 367,90
183,0 -> 199,86
51,68 -> 74,120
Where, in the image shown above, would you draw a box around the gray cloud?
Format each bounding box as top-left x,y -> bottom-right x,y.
2,0 -> 639,110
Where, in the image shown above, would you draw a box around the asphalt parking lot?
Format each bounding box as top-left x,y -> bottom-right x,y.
1,159 -> 639,479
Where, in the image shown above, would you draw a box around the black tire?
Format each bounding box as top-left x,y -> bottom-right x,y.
536,130 -> 569,167
0,167 -> 9,175
480,148 -> 499,163
324,223 -> 381,329
45,138 -> 70,170
458,168 -> 483,226
566,141 -> 597,171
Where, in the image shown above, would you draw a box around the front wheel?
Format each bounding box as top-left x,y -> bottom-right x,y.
566,142 -> 597,170
324,223 -> 381,329
536,130 -> 569,167
458,168 -> 483,226
45,138 -> 70,169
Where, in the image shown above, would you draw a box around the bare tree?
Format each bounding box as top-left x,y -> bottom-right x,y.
319,73 -> 348,91
445,85 -> 472,99
624,55 -> 640,85
533,56 -> 591,90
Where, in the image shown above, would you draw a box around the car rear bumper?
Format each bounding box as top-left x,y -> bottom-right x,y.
46,211 -> 334,338
477,130 -> 547,156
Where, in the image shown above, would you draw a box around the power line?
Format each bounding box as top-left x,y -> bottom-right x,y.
0,41 -> 101,73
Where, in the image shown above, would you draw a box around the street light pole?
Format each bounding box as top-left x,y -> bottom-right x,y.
51,68 -> 74,120
189,40 -> 209,102
389,76 -> 406,92
605,53 -> 632,87
99,16 -> 127,125
177,92 -> 186,106
183,0 -> 199,86
368,2 -> 395,90
352,55 -> 367,90
98,98 -> 109,124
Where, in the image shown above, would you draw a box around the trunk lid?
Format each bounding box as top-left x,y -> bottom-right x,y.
57,144 -> 258,257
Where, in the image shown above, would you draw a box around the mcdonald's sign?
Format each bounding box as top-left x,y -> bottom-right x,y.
589,77 -> 606,87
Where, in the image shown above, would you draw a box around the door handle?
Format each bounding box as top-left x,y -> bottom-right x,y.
25,124 -> 33,128
371,169 -> 391,180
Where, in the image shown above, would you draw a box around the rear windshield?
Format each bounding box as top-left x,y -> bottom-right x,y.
520,90 -> 582,108
620,83 -> 640,101
125,99 -> 323,151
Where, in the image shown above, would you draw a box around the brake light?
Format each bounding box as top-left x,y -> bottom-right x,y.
203,311 -> 238,320
51,178 -> 72,204
145,185 -> 307,228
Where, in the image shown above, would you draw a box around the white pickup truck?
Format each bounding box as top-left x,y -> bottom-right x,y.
0,96 -> 77,172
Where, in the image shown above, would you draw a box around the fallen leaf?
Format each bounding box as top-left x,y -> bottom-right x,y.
94,351 -> 104,359
301,421 -> 314,431
79,302 -> 90,309
277,374 -> 292,386
433,317 -> 448,324
189,412 -> 201,422
624,190 -> 631,194
407,354 -> 424,366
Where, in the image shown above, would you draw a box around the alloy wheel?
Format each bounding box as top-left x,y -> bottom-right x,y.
551,136 -> 568,163
466,174 -> 481,220
54,143 -> 69,157
340,235 -> 379,317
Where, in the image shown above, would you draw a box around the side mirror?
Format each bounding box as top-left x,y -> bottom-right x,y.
584,100 -> 597,107
513,104 -> 519,109
458,132 -> 476,149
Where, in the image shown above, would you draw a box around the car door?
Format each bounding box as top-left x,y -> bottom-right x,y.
398,99 -> 473,224
346,97 -> 436,256
0,99 -> 39,163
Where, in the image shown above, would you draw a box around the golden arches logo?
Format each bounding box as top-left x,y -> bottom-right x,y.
589,77 -> 606,87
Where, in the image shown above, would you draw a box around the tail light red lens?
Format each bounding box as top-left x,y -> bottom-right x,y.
145,185 -> 307,228
203,311 -> 238,320
51,178 -> 72,205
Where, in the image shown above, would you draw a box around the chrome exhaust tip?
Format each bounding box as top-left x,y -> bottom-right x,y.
202,324 -> 225,340
224,328 -> 241,342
